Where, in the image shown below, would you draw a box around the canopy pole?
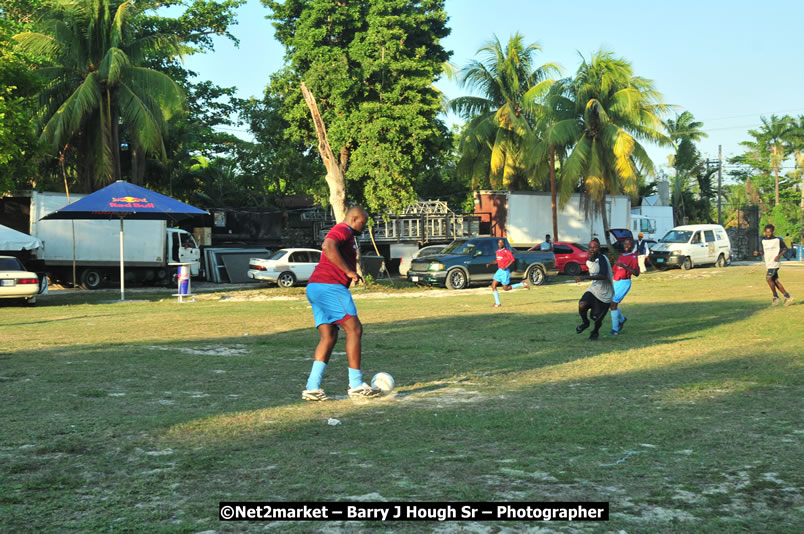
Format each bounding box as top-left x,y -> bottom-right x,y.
120,217 -> 125,301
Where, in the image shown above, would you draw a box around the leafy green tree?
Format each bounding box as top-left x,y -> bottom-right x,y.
728,115 -> 799,229
14,0 -> 185,191
548,51 -> 669,245
448,33 -> 558,190
662,111 -> 716,224
265,0 -> 451,216
0,0 -> 47,192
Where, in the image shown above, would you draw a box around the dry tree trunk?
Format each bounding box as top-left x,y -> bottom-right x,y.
300,82 -> 348,222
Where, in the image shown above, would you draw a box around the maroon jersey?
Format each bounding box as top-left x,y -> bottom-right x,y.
308,222 -> 357,286
613,252 -> 639,280
495,247 -> 515,270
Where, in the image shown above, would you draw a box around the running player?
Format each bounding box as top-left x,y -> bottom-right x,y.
302,206 -> 382,401
609,238 -> 640,335
574,238 -> 614,340
487,239 -> 529,308
753,224 -> 793,306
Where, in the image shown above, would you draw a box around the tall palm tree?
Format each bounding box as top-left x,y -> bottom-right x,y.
783,116 -> 804,244
546,50 -> 670,246
449,33 -> 558,190
748,115 -> 792,206
14,0 -> 184,191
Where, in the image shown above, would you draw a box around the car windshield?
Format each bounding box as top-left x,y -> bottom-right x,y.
660,230 -> 692,243
266,250 -> 287,261
571,243 -> 589,251
440,240 -> 476,255
0,257 -> 24,270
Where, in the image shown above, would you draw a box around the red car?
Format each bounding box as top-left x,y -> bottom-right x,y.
530,241 -> 589,276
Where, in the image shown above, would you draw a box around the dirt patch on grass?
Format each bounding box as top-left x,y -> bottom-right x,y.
145,344 -> 249,356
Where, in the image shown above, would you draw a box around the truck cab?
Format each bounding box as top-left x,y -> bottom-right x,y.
167,229 -> 201,276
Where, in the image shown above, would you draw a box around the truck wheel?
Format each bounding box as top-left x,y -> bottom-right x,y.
564,262 -> 581,276
445,268 -> 468,290
277,271 -> 296,288
681,257 -> 693,270
716,254 -> 726,268
80,268 -> 105,290
526,266 -> 546,286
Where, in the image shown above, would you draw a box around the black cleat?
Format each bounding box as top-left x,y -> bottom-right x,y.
576,322 -> 590,334
588,331 -> 599,340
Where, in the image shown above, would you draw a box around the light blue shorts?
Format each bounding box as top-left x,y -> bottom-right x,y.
493,268 -> 511,285
612,279 -> 632,304
306,283 -> 357,327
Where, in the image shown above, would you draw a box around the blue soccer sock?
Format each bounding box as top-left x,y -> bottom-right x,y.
511,282 -> 524,289
306,360 -> 327,391
493,290 -> 501,305
610,309 -> 622,331
348,367 -> 364,389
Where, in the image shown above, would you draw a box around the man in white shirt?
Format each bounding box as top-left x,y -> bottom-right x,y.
753,224 -> 793,306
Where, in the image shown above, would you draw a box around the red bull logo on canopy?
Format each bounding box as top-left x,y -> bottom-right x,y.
110,196 -> 155,208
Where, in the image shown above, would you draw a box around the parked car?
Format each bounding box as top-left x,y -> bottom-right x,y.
398,244 -> 446,277
247,248 -> 322,287
0,256 -> 42,305
650,224 -> 731,270
531,242 -> 590,276
407,237 -> 557,289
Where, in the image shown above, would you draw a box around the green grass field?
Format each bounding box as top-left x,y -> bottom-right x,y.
1,265 -> 802,532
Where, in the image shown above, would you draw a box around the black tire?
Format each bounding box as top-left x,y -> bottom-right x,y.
80,268 -> 105,290
680,257 -> 693,270
716,254 -> 726,268
277,271 -> 296,288
564,262 -> 581,276
526,265 -> 546,286
445,268 -> 468,290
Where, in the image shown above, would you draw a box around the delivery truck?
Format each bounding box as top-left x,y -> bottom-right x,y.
0,191 -> 201,289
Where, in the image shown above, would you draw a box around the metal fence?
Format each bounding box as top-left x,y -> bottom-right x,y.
725,205 -> 759,260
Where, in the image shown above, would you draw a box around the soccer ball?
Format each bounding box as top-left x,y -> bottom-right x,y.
371,372 -> 395,394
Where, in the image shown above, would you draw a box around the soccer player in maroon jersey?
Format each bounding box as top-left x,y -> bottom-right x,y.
609,238 -> 640,335
302,206 -> 381,401
486,238 -> 529,307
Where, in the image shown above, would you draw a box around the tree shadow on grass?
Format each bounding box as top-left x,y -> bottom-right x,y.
3,296 -> 801,532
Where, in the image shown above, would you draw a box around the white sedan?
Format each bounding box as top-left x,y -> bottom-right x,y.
248,248 -> 322,288
0,255 -> 42,305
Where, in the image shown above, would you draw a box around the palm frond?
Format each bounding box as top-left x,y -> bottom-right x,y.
40,73 -> 102,147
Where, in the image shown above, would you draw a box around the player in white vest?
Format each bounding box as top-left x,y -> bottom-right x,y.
753,224 -> 793,307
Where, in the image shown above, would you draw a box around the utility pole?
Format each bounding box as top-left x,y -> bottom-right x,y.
717,145 -> 722,225
705,154 -> 723,224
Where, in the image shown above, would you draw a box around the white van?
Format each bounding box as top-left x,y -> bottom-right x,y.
650,224 -> 732,270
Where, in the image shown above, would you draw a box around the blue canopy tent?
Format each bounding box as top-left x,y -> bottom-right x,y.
41,181 -> 208,301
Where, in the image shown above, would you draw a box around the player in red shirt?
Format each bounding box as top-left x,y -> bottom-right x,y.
486,239 -> 529,308
302,206 -> 381,401
609,237 -> 640,335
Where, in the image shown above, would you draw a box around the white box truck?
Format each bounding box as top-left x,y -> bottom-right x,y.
475,191 -> 632,246
630,204 -> 674,242
0,191 -> 201,289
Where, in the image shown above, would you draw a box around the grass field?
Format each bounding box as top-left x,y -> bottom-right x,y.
1,265 -> 802,533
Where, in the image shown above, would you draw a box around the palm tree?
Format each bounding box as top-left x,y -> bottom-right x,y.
14,0 -> 184,191
749,115 -> 792,205
546,50 -> 670,246
664,111 -> 707,146
449,33 -> 558,190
